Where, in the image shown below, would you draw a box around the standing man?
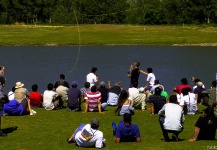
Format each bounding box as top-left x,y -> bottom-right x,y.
158,95 -> 184,142
86,67 -> 98,88
127,61 -> 140,88
140,68 -> 156,91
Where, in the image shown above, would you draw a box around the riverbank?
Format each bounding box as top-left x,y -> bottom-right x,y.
0,24 -> 217,46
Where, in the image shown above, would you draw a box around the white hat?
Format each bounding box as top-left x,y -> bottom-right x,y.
15,82 -> 24,88
139,87 -> 145,92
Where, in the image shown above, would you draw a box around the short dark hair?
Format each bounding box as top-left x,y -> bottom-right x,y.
181,78 -> 188,85
181,88 -> 189,95
155,87 -> 162,95
60,74 -> 65,80
91,67 -> 97,73
32,84 -> 38,92
169,95 -> 177,103
147,68 -> 153,73
47,83 -> 54,90
91,85 -> 97,92
84,82 -> 90,88
123,113 -> 132,123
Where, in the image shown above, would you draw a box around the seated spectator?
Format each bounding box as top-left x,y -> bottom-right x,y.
180,88 -> 197,115
14,81 -> 35,115
173,78 -> 192,94
107,81 -> 122,106
112,113 -> 141,143
194,82 -> 205,104
149,87 -> 166,116
43,83 -> 62,110
115,90 -> 134,116
83,85 -> 104,114
54,74 -> 70,89
56,80 -> 69,107
202,81 -> 216,107
150,79 -> 164,93
97,81 -> 108,104
67,81 -> 81,112
8,86 -> 15,101
128,82 -> 139,101
1,100 -> 28,116
29,84 -> 43,107
190,77 -> 205,91
130,87 -> 146,111
189,107 -> 217,142
66,118 -> 105,148
158,95 -> 184,142
80,82 -> 90,101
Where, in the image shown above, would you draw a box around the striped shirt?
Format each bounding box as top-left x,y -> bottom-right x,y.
84,91 -> 101,111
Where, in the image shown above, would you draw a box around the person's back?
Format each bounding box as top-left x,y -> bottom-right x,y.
56,84 -> 69,102
67,81 -> 81,111
54,74 -> 70,89
114,113 -> 141,143
180,89 -> 197,114
162,103 -> 183,131
29,84 -> 43,107
14,82 -> 29,103
149,87 -> 166,114
107,84 -> 121,106
97,81 -> 108,104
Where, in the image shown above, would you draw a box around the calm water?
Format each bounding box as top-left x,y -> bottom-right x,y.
0,46 -> 216,94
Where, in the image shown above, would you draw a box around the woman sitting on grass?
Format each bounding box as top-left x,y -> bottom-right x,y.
115,90 -> 134,116
189,106 -> 217,142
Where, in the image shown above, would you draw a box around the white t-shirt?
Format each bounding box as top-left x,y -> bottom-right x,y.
75,124 -> 104,148
43,90 -> 58,110
180,93 -> 197,114
8,91 -> 14,101
158,103 -> 184,131
147,73 -> 156,86
128,87 -> 139,100
86,73 -> 97,88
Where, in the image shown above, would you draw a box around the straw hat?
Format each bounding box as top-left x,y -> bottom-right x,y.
15,82 -> 24,88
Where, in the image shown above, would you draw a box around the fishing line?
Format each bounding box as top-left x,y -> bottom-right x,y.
67,9 -> 81,75
67,6 -> 141,75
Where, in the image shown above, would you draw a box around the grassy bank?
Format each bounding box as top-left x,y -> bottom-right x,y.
0,24 -> 217,46
0,103 -> 216,150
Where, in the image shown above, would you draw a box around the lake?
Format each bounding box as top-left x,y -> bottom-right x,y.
0,46 -> 216,94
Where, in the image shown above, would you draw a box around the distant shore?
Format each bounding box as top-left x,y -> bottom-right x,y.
0,24 -> 217,46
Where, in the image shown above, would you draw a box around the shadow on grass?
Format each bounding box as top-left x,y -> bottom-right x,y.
2,126 -> 18,134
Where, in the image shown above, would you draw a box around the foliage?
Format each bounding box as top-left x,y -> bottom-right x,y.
0,0 -> 217,25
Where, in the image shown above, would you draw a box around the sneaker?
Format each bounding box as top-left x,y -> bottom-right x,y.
66,138 -> 73,144
32,109 -> 37,114
112,122 -> 117,130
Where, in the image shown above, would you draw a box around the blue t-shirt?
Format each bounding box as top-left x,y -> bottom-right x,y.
115,122 -> 140,142
1,100 -> 24,116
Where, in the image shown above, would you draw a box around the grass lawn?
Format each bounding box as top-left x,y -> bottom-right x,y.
0,24 -> 217,46
0,103 -> 216,150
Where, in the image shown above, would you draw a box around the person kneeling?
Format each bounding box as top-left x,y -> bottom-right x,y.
112,113 -> 141,143
158,95 -> 184,142
66,118 -> 106,148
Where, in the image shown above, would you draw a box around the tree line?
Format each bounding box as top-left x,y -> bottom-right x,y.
0,0 -> 217,25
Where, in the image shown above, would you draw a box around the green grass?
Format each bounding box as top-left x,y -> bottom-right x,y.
0,103 -> 216,150
0,24 -> 217,46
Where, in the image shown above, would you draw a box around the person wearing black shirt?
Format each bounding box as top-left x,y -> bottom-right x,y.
127,61 -> 140,88
189,106 -> 217,142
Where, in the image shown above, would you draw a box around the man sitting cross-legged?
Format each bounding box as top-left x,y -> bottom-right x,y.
158,95 -> 185,142
112,113 -> 141,143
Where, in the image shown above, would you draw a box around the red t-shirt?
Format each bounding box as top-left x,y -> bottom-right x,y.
176,84 -> 192,94
29,92 -> 43,107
